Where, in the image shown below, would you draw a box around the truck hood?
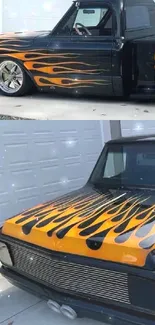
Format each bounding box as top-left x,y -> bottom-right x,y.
2,185 -> 155,268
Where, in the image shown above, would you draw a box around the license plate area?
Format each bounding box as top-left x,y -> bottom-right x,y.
0,242 -> 13,266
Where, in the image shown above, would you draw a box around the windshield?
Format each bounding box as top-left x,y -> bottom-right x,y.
125,0 -> 155,37
90,142 -> 155,189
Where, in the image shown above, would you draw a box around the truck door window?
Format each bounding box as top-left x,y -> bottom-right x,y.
74,8 -> 108,28
90,143 -> 155,189
53,4 -> 116,37
104,151 -> 126,178
72,6 -> 114,36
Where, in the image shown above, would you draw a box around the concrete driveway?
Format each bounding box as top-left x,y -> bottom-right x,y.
0,92 -> 154,120
0,274 -> 103,325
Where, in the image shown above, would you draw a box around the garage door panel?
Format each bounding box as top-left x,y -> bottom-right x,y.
0,174 -> 10,194
121,121 -> 155,136
5,146 -> 30,166
11,173 -> 37,192
0,121 -> 104,222
0,191 -> 9,205
0,203 -> 10,224
34,144 -> 58,162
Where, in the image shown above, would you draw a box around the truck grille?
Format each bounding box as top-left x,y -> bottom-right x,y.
8,242 -> 130,305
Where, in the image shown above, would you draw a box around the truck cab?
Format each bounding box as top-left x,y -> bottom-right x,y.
51,0 -> 155,97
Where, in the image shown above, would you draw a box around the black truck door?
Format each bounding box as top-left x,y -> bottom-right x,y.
46,1 -> 115,96
69,35 -> 113,96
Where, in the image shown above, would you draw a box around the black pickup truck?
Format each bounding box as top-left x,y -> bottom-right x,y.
1,134 -> 155,325
0,0 -> 155,98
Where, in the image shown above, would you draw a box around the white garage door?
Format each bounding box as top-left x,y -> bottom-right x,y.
121,120 -> 155,137
2,0 -> 72,32
0,121 -> 109,224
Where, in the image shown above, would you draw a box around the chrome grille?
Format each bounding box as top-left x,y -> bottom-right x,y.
9,243 -> 130,305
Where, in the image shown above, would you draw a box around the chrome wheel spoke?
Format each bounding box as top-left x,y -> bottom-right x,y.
11,65 -> 17,74
14,79 -> 20,88
4,80 -> 11,87
9,81 -> 15,89
17,78 -> 23,85
15,73 -> 23,79
0,60 -> 23,93
3,67 -> 10,74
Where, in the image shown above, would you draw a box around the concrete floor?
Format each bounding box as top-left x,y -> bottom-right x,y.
0,92 -> 155,120
0,274 -> 103,325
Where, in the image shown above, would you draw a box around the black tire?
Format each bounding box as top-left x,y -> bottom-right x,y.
0,59 -> 33,97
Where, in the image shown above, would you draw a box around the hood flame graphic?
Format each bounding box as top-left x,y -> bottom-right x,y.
2,186 -> 155,268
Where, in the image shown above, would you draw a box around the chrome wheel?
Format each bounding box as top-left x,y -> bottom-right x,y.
0,61 -> 23,94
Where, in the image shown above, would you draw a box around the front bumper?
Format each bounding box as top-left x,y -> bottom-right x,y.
1,265 -> 154,325
0,233 -> 155,325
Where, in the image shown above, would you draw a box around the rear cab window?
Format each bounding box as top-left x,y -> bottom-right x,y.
125,0 -> 155,38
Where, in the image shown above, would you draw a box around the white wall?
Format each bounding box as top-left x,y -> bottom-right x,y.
2,0 -> 72,32
0,0 -> 2,33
